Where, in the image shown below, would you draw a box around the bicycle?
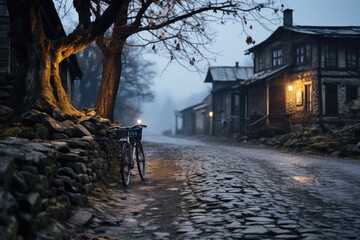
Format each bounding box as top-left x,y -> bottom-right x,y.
114,123 -> 147,186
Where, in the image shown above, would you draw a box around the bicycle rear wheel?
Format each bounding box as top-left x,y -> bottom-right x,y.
120,143 -> 131,186
136,141 -> 146,180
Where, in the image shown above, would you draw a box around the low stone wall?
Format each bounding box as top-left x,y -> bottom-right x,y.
0,109 -> 119,239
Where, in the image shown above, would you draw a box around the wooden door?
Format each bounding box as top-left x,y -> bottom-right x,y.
325,84 -> 338,115
269,86 -> 285,113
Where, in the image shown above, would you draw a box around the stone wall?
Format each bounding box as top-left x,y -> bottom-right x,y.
0,109 -> 119,239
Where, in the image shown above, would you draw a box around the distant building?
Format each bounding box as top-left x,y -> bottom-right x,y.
177,64 -> 253,137
177,94 -> 212,136
204,64 -> 253,138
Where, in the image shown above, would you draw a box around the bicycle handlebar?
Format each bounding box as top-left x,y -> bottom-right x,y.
109,124 -> 147,130
129,124 -> 147,129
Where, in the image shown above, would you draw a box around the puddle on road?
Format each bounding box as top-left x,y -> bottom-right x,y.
292,175 -> 321,183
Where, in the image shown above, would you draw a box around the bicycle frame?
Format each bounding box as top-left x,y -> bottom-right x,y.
115,124 -> 147,186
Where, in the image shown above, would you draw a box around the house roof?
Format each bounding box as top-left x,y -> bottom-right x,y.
246,25 -> 360,54
204,66 -> 253,83
193,103 -> 209,111
179,102 -> 204,113
244,64 -> 291,86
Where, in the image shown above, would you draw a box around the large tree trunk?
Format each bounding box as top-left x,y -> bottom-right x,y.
95,3 -> 129,121
7,2 -> 83,119
6,0 -> 124,119
95,52 -> 123,120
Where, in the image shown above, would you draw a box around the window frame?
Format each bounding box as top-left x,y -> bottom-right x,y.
254,51 -> 266,72
296,43 -> 312,65
272,48 -> 283,67
304,84 -> 312,112
346,85 -> 358,102
325,44 -> 338,67
346,46 -> 359,69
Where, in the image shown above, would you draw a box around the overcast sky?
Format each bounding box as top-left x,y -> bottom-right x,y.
140,0 -> 360,134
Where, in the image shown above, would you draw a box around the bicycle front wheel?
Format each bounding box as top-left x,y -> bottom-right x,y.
120,143 -> 131,186
136,141 -> 146,180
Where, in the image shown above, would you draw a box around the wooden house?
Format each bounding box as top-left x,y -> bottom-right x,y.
178,102 -> 203,135
245,9 -> 360,136
204,64 -> 253,138
178,94 -> 212,136
0,0 -> 82,105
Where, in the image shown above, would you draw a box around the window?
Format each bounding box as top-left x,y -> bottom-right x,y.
325,44 -> 337,67
296,44 -> 311,65
346,85 -> 358,102
254,51 -> 266,72
346,47 -> 358,68
272,48 -> 283,67
258,56 -> 266,71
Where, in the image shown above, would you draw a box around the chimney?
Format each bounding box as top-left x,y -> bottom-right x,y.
235,62 -> 239,67
283,9 -> 293,27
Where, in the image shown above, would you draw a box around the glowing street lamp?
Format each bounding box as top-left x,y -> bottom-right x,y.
208,111 -> 214,117
137,119 -> 142,125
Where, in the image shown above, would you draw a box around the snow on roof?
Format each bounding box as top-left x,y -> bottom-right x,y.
204,66 -> 253,83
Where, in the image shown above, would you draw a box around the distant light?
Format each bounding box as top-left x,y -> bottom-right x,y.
137,119 -> 142,124
288,85 -> 294,91
209,111 -> 214,117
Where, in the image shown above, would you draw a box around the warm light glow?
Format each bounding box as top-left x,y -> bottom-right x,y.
137,119 -> 142,124
288,85 -> 294,91
209,111 -> 214,117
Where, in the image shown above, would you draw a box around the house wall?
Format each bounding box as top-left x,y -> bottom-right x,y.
0,0 -> 10,75
213,91 -> 227,136
0,0 -> 13,104
213,83 -> 226,136
195,110 -> 205,134
254,29 -> 360,132
321,76 -> 360,116
180,109 -> 196,135
212,86 -> 243,138
286,71 -> 319,127
248,82 -> 266,118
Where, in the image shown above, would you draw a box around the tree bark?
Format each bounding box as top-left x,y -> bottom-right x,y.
95,3 -> 129,121
7,2 -> 83,119
95,51 -> 123,120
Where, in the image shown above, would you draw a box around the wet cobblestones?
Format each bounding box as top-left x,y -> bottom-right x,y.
71,139 -> 360,239
171,145 -> 360,239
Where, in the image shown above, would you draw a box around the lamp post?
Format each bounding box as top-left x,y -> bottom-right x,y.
208,111 -> 213,135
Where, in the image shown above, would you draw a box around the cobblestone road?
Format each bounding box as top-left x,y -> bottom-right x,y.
70,136 -> 360,240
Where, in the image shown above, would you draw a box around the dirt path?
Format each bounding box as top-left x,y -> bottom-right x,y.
68,142 -> 184,239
